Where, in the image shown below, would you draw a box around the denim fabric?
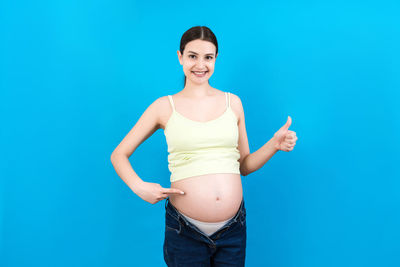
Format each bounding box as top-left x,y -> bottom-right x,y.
163,197 -> 247,267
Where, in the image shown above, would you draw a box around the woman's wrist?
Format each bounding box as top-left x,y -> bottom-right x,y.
270,135 -> 280,151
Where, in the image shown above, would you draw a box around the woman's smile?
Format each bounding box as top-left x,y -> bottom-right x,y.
192,71 -> 208,77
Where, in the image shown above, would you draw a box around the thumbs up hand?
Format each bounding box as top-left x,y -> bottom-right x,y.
273,116 -> 298,152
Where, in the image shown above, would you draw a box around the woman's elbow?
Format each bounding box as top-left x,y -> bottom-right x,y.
239,165 -> 249,176
110,151 -> 126,163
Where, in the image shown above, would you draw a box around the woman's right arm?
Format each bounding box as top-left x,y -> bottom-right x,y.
110,97 -> 184,204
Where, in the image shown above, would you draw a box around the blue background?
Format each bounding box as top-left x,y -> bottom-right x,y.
1,0 -> 399,266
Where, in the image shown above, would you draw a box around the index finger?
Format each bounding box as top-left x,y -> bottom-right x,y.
162,188 -> 185,195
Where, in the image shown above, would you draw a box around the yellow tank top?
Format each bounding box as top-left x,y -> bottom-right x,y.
164,92 -> 241,182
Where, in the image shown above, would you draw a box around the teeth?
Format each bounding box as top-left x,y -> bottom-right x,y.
193,71 -> 206,74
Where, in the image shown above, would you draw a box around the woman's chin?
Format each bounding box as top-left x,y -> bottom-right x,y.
189,79 -> 210,85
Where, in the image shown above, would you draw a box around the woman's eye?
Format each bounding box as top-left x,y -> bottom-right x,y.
188,55 -> 213,59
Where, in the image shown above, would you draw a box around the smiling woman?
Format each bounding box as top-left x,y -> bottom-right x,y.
110,25 -> 297,267
178,27 -> 218,87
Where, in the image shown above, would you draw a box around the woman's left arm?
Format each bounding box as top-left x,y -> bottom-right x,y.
232,94 -> 298,176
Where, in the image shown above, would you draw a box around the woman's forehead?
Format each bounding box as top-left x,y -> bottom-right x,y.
185,40 -> 216,54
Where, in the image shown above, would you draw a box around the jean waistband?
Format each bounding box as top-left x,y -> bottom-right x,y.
165,197 -> 245,224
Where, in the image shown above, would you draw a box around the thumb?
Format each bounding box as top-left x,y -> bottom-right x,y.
281,116 -> 292,131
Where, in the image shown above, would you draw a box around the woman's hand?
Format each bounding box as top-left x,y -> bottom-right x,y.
136,181 -> 185,204
273,116 -> 298,152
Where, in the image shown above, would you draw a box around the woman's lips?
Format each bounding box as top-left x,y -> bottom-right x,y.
192,71 -> 208,77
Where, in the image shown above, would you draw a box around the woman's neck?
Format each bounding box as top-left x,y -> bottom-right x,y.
181,84 -> 216,98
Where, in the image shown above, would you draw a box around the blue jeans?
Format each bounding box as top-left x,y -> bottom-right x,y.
163,197 -> 247,266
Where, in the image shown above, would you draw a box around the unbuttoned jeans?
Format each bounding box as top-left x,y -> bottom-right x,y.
163,197 -> 247,267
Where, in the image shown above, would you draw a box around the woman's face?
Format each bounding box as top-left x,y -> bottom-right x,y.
177,39 -> 217,85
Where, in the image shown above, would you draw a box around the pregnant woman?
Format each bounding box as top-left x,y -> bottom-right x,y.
110,26 -> 298,266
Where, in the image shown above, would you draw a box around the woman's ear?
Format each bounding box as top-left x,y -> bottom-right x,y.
177,50 -> 183,65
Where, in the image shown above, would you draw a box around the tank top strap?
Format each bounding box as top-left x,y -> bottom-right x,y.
167,95 -> 175,111
227,92 -> 231,108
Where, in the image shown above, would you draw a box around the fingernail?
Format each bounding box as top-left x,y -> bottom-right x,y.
181,192 -> 185,194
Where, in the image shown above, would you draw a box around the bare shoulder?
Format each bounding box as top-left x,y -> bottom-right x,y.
134,94 -> 171,130
150,94 -> 172,110
228,92 -> 244,121
155,95 -> 170,109
145,95 -> 165,123
156,95 -> 174,129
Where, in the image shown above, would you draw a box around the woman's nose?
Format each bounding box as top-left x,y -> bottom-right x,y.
195,59 -> 206,67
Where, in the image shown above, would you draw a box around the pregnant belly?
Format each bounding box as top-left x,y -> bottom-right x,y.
169,173 -> 243,222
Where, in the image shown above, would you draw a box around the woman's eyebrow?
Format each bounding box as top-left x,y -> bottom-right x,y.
188,51 -> 214,56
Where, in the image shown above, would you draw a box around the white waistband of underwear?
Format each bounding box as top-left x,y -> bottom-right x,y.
180,212 -> 235,225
